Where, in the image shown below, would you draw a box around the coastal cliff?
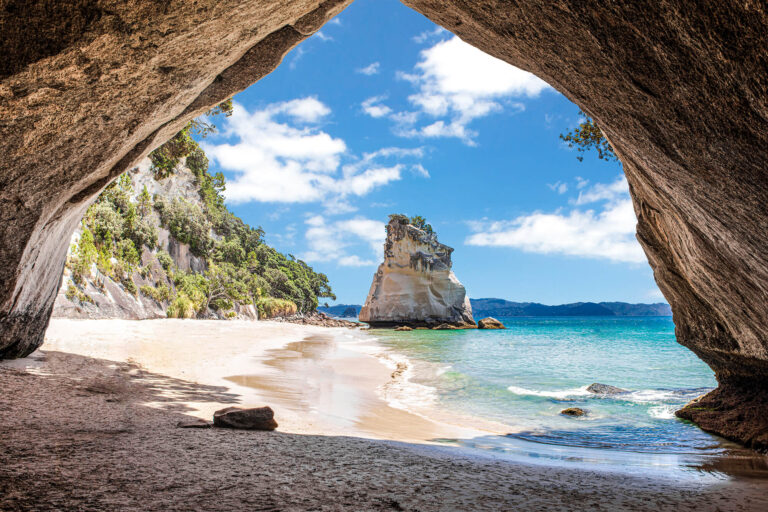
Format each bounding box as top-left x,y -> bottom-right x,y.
53,144 -> 333,321
359,215 -> 474,328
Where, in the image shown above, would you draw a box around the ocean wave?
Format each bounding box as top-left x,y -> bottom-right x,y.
506,385 -> 591,399
377,352 -> 439,412
648,405 -> 677,419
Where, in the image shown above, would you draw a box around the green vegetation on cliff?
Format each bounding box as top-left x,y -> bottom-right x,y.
559,112 -> 618,162
65,102 -> 334,318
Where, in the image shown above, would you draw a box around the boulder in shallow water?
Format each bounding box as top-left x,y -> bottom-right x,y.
395,326 -> 413,331
433,323 -> 459,330
478,317 -> 506,329
587,383 -> 627,395
213,406 -> 278,431
561,408 -> 587,417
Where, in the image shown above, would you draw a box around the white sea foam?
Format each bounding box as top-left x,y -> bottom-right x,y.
506,385 -> 591,399
376,352 -> 440,413
648,405 -> 677,419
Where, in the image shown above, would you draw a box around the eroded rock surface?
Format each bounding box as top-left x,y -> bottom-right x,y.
478,317 -> 505,330
359,216 -> 474,328
399,0 -> 768,448
0,0 -> 352,357
1,0 -> 767,447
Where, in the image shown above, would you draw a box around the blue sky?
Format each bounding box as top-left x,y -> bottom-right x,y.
200,0 -> 664,306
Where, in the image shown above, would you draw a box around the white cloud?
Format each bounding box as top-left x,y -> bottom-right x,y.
466,177 -> 646,264
375,36 -> 552,144
573,177 -> 627,205
346,166 -> 403,196
361,96 -> 392,118
547,181 -> 568,194
313,30 -> 333,42
413,27 -> 446,44
204,101 -> 426,207
411,163 -> 430,178
357,62 -> 381,75
302,215 -> 384,267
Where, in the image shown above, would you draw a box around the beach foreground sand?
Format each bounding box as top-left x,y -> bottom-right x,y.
1,319 -> 767,511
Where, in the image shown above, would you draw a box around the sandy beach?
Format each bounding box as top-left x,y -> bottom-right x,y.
1,319 -> 767,511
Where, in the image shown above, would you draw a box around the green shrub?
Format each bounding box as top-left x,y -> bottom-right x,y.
155,197 -> 213,257
140,284 -> 171,303
121,276 -> 137,296
117,239 -> 140,268
256,297 -> 297,318
65,284 -> 93,304
156,250 -> 174,272
167,292 -> 196,319
96,246 -> 113,276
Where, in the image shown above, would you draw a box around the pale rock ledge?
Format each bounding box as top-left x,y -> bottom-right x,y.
359,216 -> 475,328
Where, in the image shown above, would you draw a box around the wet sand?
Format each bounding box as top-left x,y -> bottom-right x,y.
1,318 -> 767,510
41,319 -> 491,443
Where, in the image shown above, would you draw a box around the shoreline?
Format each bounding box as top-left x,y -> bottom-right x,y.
38,319 -> 768,479
41,318 -> 497,444
2,318 -> 768,510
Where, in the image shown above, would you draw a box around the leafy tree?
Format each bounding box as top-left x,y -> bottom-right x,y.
409,215 -> 433,235
559,112 -> 618,162
65,96 -> 334,319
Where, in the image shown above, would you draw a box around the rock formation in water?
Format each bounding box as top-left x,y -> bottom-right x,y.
359,215 -> 474,328
1,0 -> 767,448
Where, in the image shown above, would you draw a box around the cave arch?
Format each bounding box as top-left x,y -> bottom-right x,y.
1,0 -> 766,447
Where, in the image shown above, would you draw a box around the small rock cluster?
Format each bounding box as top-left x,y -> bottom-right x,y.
273,311 -> 358,328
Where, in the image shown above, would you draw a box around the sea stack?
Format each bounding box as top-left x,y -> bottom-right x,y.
359,215 -> 475,328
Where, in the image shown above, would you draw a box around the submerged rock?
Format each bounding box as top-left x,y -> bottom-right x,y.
395,326 -> 413,331
586,383 -> 627,395
359,215 -> 475,328
560,408 -> 587,417
213,406 -> 278,431
478,317 -> 505,329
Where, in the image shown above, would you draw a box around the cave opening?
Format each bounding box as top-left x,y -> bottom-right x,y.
35,0 -> 759,472
2,1 -> 768,500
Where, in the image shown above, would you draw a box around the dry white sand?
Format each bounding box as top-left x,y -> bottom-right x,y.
1,318 -> 766,511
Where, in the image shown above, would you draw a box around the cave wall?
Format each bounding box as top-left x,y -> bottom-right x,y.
0,0 -> 352,357
1,1 -> 766,445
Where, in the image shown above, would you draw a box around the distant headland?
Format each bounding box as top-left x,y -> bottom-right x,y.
321,299 -> 671,318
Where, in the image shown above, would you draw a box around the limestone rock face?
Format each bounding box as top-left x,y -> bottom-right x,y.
0,0 -> 352,358
359,217 -> 474,328
478,317 -> 505,330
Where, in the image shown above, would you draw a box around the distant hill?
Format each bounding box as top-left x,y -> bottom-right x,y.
320,300 -> 671,319
318,304 -> 362,318
469,298 -> 672,317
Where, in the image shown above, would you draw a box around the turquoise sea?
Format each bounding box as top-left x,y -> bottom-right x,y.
368,316 -> 768,474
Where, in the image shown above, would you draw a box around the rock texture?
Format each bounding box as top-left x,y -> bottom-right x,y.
587,383 -> 627,395
0,0 -> 352,358
51,157 -> 258,321
359,216 -> 475,328
399,0 -> 768,448
213,406 -> 278,431
478,317 -> 505,330
1,0 -> 767,447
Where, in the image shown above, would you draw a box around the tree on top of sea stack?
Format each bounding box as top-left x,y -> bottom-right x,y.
359,215 -> 474,329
